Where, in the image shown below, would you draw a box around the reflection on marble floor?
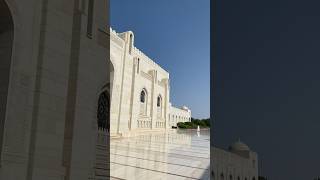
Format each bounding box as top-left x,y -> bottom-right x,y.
110,129 -> 210,180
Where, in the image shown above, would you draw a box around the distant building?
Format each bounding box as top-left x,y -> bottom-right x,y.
211,140 -> 259,180
169,104 -> 192,127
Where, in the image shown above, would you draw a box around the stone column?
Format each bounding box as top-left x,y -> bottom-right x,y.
116,32 -> 131,135
129,58 -> 138,130
164,79 -> 169,129
150,70 -> 156,129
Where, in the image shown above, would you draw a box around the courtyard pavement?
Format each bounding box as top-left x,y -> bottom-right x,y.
110,129 -> 210,180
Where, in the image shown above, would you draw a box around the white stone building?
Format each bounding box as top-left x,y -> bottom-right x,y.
211,140 -> 259,180
0,0 -> 110,179
109,28 -> 192,137
169,104 -> 192,128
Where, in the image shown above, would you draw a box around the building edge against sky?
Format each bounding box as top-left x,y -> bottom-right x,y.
109,27 -> 191,137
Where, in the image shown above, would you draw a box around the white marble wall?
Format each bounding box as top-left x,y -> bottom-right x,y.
110,29 -> 172,137
110,29 -> 193,136
0,0 -> 109,179
211,147 -> 258,180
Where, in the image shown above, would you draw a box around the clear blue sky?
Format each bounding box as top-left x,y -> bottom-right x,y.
110,0 -> 210,119
214,0 -> 320,179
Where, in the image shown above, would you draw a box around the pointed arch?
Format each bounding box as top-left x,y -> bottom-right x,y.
97,91 -> 109,132
139,88 -> 148,115
157,94 -> 163,118
157,95 -> 162,107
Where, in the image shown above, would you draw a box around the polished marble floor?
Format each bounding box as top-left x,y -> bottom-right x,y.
110,129 -> 210,180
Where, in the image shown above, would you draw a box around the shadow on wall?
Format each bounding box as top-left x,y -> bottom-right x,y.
0,0 -> 14,159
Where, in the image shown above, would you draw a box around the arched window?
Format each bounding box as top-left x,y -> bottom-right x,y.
237,176 -> 240,180
252,177 -> 256,180
230,175 -> 233,180
157,95 -> 162,107
97,91 -> 109,132
157,95 -> 163,119
140,90 -> 146,103
140,89 -> 148,115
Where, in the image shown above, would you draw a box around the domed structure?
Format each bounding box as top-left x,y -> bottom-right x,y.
182,106 -> 189,110
229,139 -> 250,151
181,106 -> 191,113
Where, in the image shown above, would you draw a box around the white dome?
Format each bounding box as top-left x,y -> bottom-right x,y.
181,106 -> 189,110
229,140 -> 250,151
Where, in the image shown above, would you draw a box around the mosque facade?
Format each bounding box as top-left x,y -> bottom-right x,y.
109,28 -> 192,137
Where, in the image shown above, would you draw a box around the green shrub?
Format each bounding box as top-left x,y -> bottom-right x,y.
177,122 -> 188,129
177,118 -> 210,129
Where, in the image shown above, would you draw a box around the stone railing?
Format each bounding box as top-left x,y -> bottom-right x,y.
137,120 -> 152,128
137,115 -> 151,128
155,121 -> 165,128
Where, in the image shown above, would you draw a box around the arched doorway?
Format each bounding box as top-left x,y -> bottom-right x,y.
97,91 -> 110,132
0,0 -> 14,157
95,90 -> 110,179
